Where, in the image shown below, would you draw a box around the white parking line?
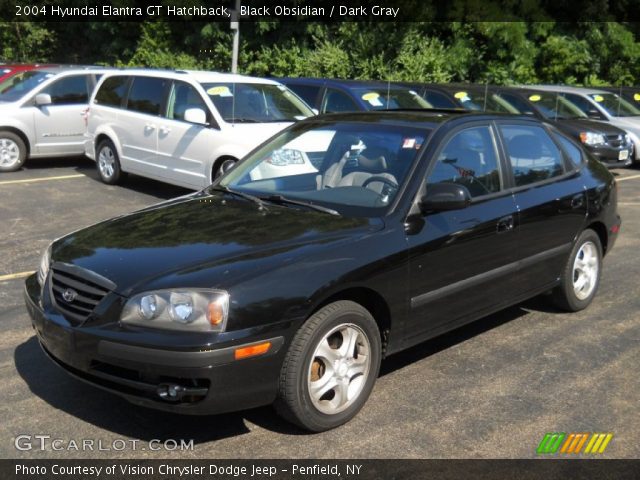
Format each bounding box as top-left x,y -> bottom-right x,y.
616,174 -> 640,182
0,174 -> 84,185
0,271 -> 34,282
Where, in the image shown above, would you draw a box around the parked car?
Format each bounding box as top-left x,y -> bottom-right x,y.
600,86 -> 640,110
492,87 -> 633,168
405,82 -> 516,112
527,85 -> 640,165
26,110 -> 620,431
278,78 -> 430,113
0,66 -> 111,172
0,63 -> 54,84
85,70 -> 316,189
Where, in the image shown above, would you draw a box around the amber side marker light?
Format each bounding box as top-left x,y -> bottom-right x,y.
235,342 -> 272,360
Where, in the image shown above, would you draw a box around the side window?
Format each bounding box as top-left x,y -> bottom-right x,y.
498,92 -> 535,115
564,93 -> 605,120
422,90 -> 457,108
166,81 -> 208,122
553,132 -> 584,166
500,125 -> 566,187
42,75 -> 90,105
126,76 -> 168,116
94,76 -> 129,108
287,84 -> 321,108
427,126 -> 502,198
322,88 -> 358,113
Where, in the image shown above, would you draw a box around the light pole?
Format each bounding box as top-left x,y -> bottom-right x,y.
231,0 -> 240,73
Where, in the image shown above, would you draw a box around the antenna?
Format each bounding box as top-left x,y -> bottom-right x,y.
618,85 -> 622,116
386,79 -> 391,110
231,82 -> 236,125
554,93 -> 559,121
483,82 -> 488,112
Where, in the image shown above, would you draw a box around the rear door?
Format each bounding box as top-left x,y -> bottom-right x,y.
118,76 -> 169,176
32,74 -> 93,156
496,121 -> 587,293
156,80 -> 213,188
406,123 -> 519,339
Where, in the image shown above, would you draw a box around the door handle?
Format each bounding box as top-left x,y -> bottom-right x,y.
497,215 -> 514,233
159,126 -> 171,134
570,194 -> 584,209
144,123 -> 156,130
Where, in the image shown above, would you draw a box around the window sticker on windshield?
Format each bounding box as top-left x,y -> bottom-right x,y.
454,91 -> 470,101
634,93 -> 640,101
402,138 -> 418,149
593,95 -> 604,102
528,94 -> 541,102
362,92 -> 383,107
207,86 -> 233,97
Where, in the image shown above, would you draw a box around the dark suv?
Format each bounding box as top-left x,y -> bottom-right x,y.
26,111 -> 620,431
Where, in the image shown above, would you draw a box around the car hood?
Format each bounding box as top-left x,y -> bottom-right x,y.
51,191 -> 382,296
555,118 -> 627,136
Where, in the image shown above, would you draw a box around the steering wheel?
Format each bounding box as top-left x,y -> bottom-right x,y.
362,176 -> 399,191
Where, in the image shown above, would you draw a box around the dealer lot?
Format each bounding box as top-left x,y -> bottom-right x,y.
1,158 -> 639,458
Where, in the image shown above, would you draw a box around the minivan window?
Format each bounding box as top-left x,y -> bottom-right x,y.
202,82 -> 313,123
287,84 -> 322,107
166,81 -> 208,122
41,75 -> 91,105
588,92 -> 640,118
0,71 -> 52,102
126,76 -> 169,115
322,88 -> 358,113
428,126 -> 502,197
563,93 -> 606,120
95,76 -> 129,108
422,90 -> 457,109
501,125 -> 566,187
351,87 -> 430,110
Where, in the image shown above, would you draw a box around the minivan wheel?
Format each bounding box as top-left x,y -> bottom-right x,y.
0,131 -> 27,172
275,300 -> 381,432
96,139 -> 125,185
213,158 -> 237,180
552,229 -> 602,312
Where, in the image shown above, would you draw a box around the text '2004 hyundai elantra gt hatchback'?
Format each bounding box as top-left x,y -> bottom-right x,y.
25,111 -> 620,431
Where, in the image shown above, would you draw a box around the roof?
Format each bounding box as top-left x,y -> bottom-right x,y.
279,77 -> 417,90
101,68 -> 281,85
524,85 -> 611,95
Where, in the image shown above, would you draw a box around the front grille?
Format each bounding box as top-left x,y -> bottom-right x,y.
50,263 -> 114,324
605,134 -> 624,148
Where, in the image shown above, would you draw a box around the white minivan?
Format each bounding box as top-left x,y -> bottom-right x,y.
85,70 -> 317,189
0,67 -> 112,171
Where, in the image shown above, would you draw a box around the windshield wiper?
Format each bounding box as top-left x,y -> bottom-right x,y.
261,194 -> 340,216
211,186 -> 268,210
225,117 -> 259,123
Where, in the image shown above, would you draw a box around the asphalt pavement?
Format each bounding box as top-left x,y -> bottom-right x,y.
1,157 -> 638,459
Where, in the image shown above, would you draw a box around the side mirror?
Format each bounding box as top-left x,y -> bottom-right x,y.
34,93 -> 52,106
587,110 -> 602,120
420,183 -> 471,214
184,108 -> 207,125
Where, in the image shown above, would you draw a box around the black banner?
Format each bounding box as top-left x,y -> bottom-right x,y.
2,459 -> 640,480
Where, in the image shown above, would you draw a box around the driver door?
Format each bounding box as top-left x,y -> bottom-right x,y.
405,124 -> 520,340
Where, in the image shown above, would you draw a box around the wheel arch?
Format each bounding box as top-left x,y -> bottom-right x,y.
210,155 -> 239,182
586,221 -> 609,256
0,126 -> 30,157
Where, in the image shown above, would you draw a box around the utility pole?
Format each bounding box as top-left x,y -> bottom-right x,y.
230,0 -> 240,73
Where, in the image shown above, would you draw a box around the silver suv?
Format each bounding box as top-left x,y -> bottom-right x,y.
85,70 -> 316,189
0,67 -> 112,171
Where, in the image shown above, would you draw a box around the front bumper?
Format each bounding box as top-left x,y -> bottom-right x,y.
24,274 -> 288,415
589,145 -> 633,169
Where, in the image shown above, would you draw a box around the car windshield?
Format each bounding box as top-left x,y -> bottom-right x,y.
218,121 -> 430,217
0,70 -> 52,102
588,93 -> 640,117
202,82 -> 314,123
446,89 -> 519,114
352,87 -> 430,110
525,92 -> 588,120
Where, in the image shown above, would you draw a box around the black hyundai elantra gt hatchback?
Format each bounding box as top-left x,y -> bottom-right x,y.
25,111 -> 620,431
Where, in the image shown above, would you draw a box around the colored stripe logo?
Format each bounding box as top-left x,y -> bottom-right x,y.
537,433 -> 613,455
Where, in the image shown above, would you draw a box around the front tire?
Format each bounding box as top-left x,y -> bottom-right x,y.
0,131 -> 27,172
276,300 -> 381,432
552,229 -> 602,312
96,139 -> 126,185
213,158 -> 237,180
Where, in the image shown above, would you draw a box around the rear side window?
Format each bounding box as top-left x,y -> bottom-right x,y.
95,76 -> 129,108
126,76 -> 168,115
422,90 -> 457,109
287,84 -> 321,108
42,75 -> 91,105
500,125 -> 566,187
322,89 -> 358,113
553,133 -> 584,166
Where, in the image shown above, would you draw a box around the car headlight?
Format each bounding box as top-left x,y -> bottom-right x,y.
121,289 -> 229,332
266,148 -> 305,166
37,244 -> 52,287
624,134 -> 631,145
579,132 -> 606,146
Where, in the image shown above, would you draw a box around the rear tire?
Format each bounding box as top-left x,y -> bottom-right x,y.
0,131 -> 27,172
212,158 -> 237,181
275,300 -> 381,432
96,139 -> 126,185
552,229 -> 602,312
